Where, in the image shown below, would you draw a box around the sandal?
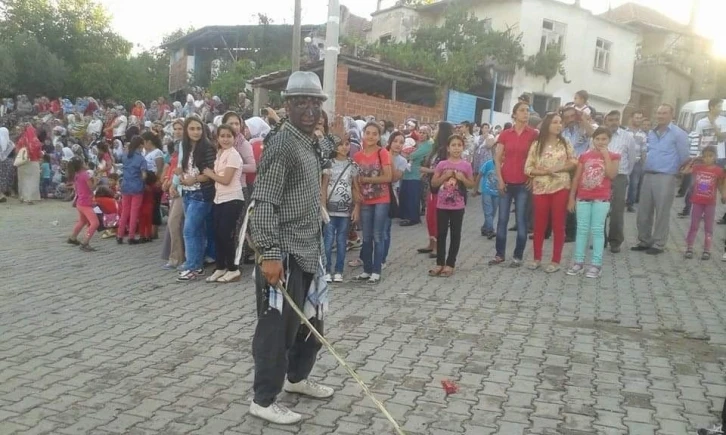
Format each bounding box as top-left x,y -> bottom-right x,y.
217,270 -> 242,283
439,267 -> 454,277
348,259 -> 363,268
79,244 -> 97,252
418,247 -> 434,254
544,263 -> 561,273
701,252 -> 711,261
526,261 -> 540,270
428,266 -> 444,277
206,270 -> 227,283
488,256 -> 505,266
685,249 -> 694,259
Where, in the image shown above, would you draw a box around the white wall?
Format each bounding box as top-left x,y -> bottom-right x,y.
368,7 -> 421,43
511,0 -> 638,113
368,0 -> 638,114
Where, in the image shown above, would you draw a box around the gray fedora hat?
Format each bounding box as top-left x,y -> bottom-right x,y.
283,71 -> 328,101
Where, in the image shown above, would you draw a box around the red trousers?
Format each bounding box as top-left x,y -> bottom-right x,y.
532,189 -> 569,263
426,193 -> 438,240
139,203 -> 153,238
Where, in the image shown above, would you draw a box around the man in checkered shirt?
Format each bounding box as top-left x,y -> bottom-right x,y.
248,71 -> 336,425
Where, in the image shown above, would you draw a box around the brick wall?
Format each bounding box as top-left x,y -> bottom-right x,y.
332,64 -> 445,133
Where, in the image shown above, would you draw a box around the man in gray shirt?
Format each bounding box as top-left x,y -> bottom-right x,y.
248,72 -> 335,425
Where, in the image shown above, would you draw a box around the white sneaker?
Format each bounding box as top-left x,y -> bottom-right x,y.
206,269 -> 227,283
368,273 -> 381,284
249,401 -> 301,425
721,252 -> 726,262
333,273 -> 344,283
283,379 -> 334,399
323,274 -> 332,283
381,262 -> 387,270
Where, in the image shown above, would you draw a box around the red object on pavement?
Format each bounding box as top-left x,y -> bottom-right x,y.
441,380 -> 459,396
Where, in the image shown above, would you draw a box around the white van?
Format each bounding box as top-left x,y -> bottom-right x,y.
677,100 -> 726,156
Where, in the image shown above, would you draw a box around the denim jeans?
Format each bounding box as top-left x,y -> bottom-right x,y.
360,203 -> 390,274
181,191 -> 212,271
382,217 -> 392,264
481,194 -> 498,233
495,184 -> 528,260
574,200 -> 610,266
324,216 -> 350,274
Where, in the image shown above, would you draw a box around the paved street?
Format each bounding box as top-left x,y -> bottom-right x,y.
1,197 -> 725,435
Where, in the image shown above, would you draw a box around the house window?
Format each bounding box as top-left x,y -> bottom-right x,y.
379,34 -> 392,45
540,19 -> 566,53
594,38 -> 612,72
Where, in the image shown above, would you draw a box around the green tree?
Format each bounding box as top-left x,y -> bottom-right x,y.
8,32 -> 66,96
0,44 -> 17,95
373,6 -> 567,91
210,58 -> 290,106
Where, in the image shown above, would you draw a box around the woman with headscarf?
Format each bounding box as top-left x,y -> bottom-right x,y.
15,124 -> 43,204
132,101 -> 145,120
171,101 -> 183,119
0,127 -> 15,202
146,101 -> 160,123
243,116 -> 269,193
84,97 -> 99,117
183,95 -> 195,118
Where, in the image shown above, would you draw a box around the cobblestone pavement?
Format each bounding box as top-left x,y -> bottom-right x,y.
1,196 -> 725,435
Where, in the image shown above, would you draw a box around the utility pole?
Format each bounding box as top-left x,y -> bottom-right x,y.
292,0 -> 302,72
322,0 -> 340,125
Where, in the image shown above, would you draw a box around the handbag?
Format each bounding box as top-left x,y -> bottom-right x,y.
377,150 -> 399,218
13,147 -> 28,167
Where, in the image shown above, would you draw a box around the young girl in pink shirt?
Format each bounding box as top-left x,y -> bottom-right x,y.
66,158 -> 99,252
429,134 -> 475,277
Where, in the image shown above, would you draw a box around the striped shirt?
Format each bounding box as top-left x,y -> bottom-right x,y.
607,128 -> 638,175
249,121 -> 334,274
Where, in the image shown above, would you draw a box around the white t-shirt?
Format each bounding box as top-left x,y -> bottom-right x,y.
695,116 -> 726,159
144,148 -> 164,172
214,148 -> 243,204
113,115 -> 128,138
87,119 -> 102,137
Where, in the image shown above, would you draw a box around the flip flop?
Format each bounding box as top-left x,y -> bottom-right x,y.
428,266 -> 443,277
217,270 -> 242,283
439,267 -> 454,277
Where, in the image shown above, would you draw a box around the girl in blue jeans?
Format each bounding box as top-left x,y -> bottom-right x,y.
322,136 -> 359,283
353,122 -> 393,284
566,127 -> 620,279
176,117 -> 217,282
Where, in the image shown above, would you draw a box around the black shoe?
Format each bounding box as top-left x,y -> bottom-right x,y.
564,236 -> 575,243
66,237 -> 81,246
428,253 -> 437,259
610,245 -> 621,253
128,238 -> 140,245
627,206 -> 635,213
630,245 -> 650,252
116,237 -> 123,245
509,226 -> 517,232
140,237 -> 150,243
399,220 -> 416,227
677,211 -> 690,218
645,247 -> 664,255
718,218 -> 726,225
487,233 -> 496,240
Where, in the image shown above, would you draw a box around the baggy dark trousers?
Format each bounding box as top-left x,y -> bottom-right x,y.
252,256 -> 324,407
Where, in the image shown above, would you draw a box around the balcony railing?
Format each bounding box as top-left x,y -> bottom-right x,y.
636,54 -> 692,75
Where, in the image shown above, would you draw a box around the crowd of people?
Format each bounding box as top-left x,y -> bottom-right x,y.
2,73 -> 725,431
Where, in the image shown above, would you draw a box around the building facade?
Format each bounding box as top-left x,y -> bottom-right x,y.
601,3 -> 716,120
369,0 -> 639,116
